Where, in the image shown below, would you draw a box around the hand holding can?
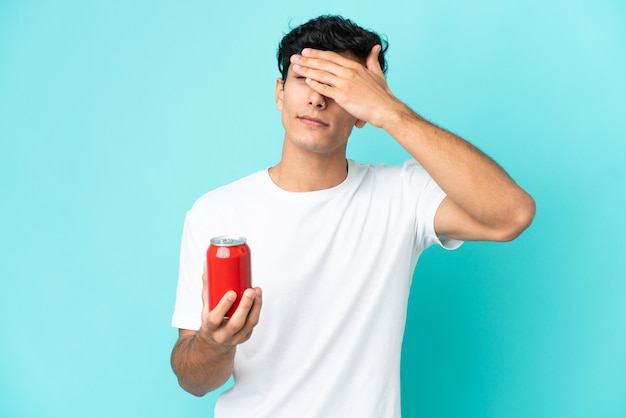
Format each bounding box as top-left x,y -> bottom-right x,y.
207,236 -> 252,318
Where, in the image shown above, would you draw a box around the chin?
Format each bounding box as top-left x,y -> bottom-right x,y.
297,139 -> 344,154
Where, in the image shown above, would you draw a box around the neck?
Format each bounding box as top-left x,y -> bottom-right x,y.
269,153 -> 348,192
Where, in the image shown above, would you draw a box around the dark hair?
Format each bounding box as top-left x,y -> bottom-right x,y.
277,15 -> 388,81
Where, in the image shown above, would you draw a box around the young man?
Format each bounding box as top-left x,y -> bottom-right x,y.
171,15 -> 535,417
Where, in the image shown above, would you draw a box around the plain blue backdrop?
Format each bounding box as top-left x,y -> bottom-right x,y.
1,0 -> 625,417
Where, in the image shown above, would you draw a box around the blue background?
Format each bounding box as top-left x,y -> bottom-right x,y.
1,0 -> 625,417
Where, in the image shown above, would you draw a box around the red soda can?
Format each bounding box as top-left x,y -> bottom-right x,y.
207,236 -> 251,318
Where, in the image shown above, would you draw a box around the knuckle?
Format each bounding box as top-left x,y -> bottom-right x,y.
225,316 -> 246,332
212,334 -> 229,346
235,331 -> 253,345
346,68 -> 358,79
206,313 -> 225,328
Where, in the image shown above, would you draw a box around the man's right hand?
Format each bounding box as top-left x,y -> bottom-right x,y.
197,265 -> 263,347
171,267 -> 262,396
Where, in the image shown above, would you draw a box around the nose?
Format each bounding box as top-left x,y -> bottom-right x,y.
308,90 -> 327,109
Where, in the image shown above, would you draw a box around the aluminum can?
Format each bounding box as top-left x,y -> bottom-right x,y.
207,236 -> 251,318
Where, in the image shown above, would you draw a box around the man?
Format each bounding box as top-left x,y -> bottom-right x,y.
171,15 -> 535,417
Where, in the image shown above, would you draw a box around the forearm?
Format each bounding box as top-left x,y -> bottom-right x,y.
171,333 -> 235,397
383,101 -> 535,235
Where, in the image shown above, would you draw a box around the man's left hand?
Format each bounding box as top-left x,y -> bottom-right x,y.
290,45 -> 400,128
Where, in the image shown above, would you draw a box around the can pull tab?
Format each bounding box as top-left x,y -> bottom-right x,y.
210,236 -> 247,246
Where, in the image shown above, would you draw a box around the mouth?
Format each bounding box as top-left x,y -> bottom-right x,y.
298,115 -> 329,127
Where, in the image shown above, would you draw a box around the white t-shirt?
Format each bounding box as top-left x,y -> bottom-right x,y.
172,159 -> 462,417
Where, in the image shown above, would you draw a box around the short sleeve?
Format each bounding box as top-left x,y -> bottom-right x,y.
401,159 -> 463,253
171,211 -> 206,331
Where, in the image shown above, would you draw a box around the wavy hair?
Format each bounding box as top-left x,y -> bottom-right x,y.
277,15 -> 388,81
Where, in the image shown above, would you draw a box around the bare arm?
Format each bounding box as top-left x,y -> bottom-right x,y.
290,47 -> 535,241
171,268 -> 263,396
383,105 -> 535,241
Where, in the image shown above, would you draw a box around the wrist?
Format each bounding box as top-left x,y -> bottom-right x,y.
380,100 -> 423,134
194,330 -> 236,357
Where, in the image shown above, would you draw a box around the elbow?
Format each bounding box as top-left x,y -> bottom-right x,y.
173,366 -> 229,397
173,368 -> 225,397
171,359 -> 212,398
497,194 -> 536,242
179,379 -> 210,397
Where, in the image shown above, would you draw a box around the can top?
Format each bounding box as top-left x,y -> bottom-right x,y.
210,235 -> 247,246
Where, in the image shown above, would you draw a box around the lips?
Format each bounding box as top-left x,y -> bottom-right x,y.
298,115 -> 329,127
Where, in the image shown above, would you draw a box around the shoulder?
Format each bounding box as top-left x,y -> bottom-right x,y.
189,169 -> 267,213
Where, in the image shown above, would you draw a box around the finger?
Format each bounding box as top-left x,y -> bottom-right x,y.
290,59 -> 338,94
211,288 -> 261,345
303,77 -> 335,100
290,62 -> 339,88
206,290 -> 237,328
241,287 -> 262,330
292,65 -> 339,89
222,288 -> 257,332
291,52 -> 354,80
232,287 -> 263,342
366,44 -> 384,75
300,48 -> 358,68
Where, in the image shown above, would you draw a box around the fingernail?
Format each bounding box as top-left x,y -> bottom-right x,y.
291,54 -> 300,62
245,289 -> 255,298
302,48 -> 311,56
227,291 -> 236,301
255,287 -> 262,296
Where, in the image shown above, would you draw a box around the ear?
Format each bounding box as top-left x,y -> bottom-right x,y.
355,119 -> 366,129
275,78 -> 284,111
